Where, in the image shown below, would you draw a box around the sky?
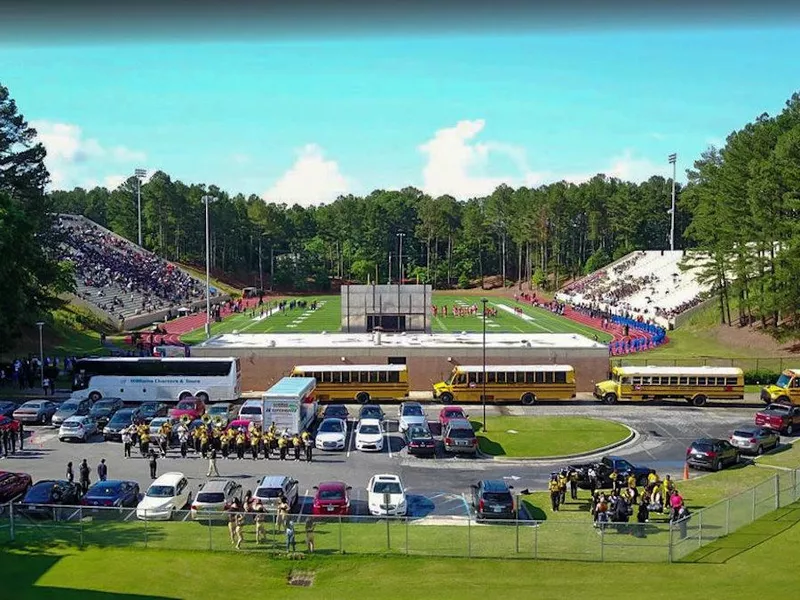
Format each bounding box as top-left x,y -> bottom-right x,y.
2,25 -> 800,206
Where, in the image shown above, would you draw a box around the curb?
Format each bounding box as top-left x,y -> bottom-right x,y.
476,422 -> 638,465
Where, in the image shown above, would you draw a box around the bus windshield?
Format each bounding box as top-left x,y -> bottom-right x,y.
776,373 -> 792,388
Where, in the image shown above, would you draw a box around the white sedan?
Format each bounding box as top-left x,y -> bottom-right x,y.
355,418 -> 384,452
136,472 -> 191,521
367,473 -> 407,516
58,415 -> 99,442
315,418 -> 348,451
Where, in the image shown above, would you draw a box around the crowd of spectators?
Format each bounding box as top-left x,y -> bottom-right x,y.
56,216 -> 208,321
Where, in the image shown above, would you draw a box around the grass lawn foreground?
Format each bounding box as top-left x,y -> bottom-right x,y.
472,416 -> 630,458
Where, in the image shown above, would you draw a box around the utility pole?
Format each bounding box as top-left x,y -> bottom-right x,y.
202,195 -> 217,338
134,168 -> 147,247
668,153 -> 677,252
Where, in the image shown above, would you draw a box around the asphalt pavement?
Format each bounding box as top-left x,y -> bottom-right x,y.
0,397 -> 772,518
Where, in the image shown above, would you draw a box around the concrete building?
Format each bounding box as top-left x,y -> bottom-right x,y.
341,284 -> 433,333
192,331 -> 610,395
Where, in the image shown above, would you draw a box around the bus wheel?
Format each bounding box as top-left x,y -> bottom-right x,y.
196,392 -> 209,404
355,392 -> 370,404
439,392 -> 454,405
603,393 -> 617,405
89,391 -> 102,402
692,395 -> 707,407
521,393 -> 536,406
777,396 -> 791,405
179,391 -> 193,402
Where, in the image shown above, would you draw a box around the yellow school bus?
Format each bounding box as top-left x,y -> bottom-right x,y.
760,369 -> 800,405
290,364 -> 409,403
433,365 -> 577,405
594,365 -> 744,407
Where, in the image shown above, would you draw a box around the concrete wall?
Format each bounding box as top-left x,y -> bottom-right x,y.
341,284 -> 433,333
194,345 -> 610,395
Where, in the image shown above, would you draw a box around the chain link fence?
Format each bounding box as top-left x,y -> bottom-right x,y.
2,470 -> 798,563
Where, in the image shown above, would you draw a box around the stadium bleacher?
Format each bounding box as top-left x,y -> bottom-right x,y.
556,250 -> 709,328
56,214 -> 223,328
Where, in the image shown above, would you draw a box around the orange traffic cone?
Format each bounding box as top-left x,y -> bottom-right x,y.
683,463 -> 690,481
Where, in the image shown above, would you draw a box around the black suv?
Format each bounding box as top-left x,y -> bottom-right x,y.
686,438 -> 740,471
471,480 -> 516,520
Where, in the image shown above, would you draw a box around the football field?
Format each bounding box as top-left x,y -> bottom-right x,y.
181,293 -> 612,343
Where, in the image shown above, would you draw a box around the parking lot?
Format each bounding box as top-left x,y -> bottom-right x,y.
1,396 -> 772,519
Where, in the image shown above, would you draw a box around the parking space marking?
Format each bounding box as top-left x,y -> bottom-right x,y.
386,431 -> 393,459
346,421 -> 355,457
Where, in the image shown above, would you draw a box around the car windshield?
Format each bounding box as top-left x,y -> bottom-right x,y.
147,485 -> 175,498
110,411 -> 134,424
60,402 -> 79,411
255,488 -> 281,498
177,401 -> 194,410
319,420 -> 344,433
62,422 -> 81,428
448,428 -> 475,439
483,492 -> 512,503
326,407 -> 347,417
196,492 -> 225,503
24,403 -> 41,409
361,407 -> 382,418
240,406 -> 261,415
372,481 -> 402,494
409,426 -> 431,438
776,374 -> 792,387
209,405 -> 228,414
359,424 -> 380,434
90,485 -> 122,497
765,405 -> 790,414
90,405 -> 111,413
403,405 -> 423,416
25,485 -> 56,503
445,410 -> 463,418
319,489 -> 344,500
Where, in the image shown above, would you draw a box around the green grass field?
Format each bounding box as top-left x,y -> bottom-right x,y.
180,293 -> 613,344
473,416 -> 630,458
5,497 -> 800,600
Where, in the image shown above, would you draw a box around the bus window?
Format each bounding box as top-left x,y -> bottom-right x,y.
487,372 -> 496,384
555,372 -> 566,384
535,372 -> 544,384
642,377 -> 651,385
323,372 -> 332,383
477,372 -> 484,384
544,372 -> 554,384
332,371 -> 342,383
456,373 -> 466,385
669,377 -> 678,385
516,372 -> 525,383
698,377 -> 706,385
496,372 -> 505,384
688,377 -> 697,385
369,371 -> 379,383
526,372 -> 535,384
726,377 -> 737,386
632,377 -> 642,386
468,373 -> 477,385
679,377 -> 687,385
621,377 -> 630,385
378,371 -> 388,383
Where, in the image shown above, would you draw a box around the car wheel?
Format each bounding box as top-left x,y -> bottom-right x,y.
439,392 -> 454,404
786,424 -> 794,436
355,392 -> 370,405
604,393 -> 617,405
756,445 -> 764,456
179,392 -> 192,402
714,460 -> 722,472
521,393 -> 536,406
89,392 -> 102,402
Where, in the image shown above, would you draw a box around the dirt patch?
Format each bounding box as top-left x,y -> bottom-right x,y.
713,324 -> 800,356
287,570 -> 315,587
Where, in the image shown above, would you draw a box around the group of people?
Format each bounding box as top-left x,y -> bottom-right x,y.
431,304 -> 499,318
0,422 -> 24,457
225,493 -> 315,553
120,419 -> 315,474
65,458 -> 108,494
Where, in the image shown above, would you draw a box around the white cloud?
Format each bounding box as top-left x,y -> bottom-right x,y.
418,119 -> 548,198
261,143 -> 352,207
30,120 -> 147,190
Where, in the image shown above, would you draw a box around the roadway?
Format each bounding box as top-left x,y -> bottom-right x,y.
1,398 -> 771,518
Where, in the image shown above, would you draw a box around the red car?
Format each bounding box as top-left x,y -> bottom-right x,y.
755,403 -> 800,435
0,415 -> 21,433
438,406 -> 468,429
312,481 -> 352,515
168,398 -> 206,421
0,471 -> 33,503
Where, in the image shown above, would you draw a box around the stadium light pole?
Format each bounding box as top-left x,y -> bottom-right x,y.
134,168 -> 147,247
202,195 -> 217,338
668,153 -> 677,252
36,321 -> 45,389
481,297 -> 487,432
396,233 -> 406,284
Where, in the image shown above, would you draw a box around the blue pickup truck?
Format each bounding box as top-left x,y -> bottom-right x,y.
569,456 -> 655,489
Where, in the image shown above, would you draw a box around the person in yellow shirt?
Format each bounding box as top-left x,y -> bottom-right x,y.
548,474 -> 561,511
627,473 -> 637,490
250,430 -> 261,460
557,470 -> 568,505
292,434 -> 302,461
263,432 -> 273,460
236,431 -> 246,459
648,471 -> 659,486
278,435 -> 288,461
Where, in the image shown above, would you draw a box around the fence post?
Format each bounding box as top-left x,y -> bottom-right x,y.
775,474 -> 781,509
208,515 -> 213,550
697,510 -> 702,548
338,515 -> 343,553
725,498 -> 730,536
515,519 -> 520,554
467,516 -> 472,558
533,523 -> 538,559
144,511 -> 148,548
405,517 -> 409,555
600,524 -> 605,562
668,522 -> 673,563
9,502 -> 14,542
79,506 -> 84,548
752,487 -> 757,522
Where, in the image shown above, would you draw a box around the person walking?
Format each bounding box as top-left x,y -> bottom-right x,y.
305,518 -> 315,553
1,428 -> 8,458
548,474 -> 560,512
292,433 -> 301,461
66,461 -> 75,483
207,448 -> 220,477
276,494 -> 290,532
9,425 -> 17,454
253,499 -> 266,545
148,452 -> 158,479
97,458 -> 108,482
18,422 -> 24,451
122,426 -> 132,459
569,468 -> 579,500
79,459 -> 91,494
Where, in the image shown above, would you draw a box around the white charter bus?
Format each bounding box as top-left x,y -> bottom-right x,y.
70,357 -> 241,403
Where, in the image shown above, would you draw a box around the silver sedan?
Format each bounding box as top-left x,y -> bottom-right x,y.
729,427 -> 780,455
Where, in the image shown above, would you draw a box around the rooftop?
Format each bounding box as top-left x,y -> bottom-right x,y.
197,332 -> 607,351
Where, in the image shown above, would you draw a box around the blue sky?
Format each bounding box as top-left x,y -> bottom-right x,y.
2,27 -> 799,205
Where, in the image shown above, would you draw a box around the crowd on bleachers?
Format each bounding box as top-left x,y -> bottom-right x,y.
56,215 -> 209,322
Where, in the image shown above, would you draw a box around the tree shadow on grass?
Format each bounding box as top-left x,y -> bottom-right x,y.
1,549 -> 177,600
470,420 -> 506,456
